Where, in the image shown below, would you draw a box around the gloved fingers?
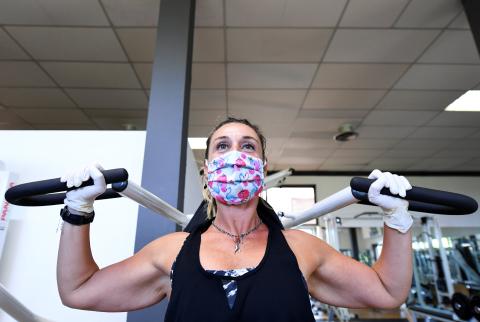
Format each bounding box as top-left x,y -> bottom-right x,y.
368,173 -> 387,199
368,169 -> 382,180
88,165 -> 107,194
384,172 -> 400,196
393,174 -> 407,198
399,175 -> 412,191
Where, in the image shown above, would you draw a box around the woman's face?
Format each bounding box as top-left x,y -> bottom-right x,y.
207,122 -> 264,162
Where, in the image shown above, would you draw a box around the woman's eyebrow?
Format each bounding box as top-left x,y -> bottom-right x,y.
242,136 -> 259,143
214,136 -> 229,141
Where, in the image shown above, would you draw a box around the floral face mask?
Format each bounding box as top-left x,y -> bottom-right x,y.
206,150 -> 265,205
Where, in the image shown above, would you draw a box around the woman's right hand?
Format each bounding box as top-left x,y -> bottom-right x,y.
61,163 -> 106,213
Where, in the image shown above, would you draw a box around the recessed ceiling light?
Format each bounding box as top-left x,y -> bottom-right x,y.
445,90 -> 480,112
188,137 -> 207,149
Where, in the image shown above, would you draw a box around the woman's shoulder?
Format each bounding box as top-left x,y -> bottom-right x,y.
146,231 -> 190,271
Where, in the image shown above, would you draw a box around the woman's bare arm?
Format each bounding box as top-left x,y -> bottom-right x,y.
57,223 -> 187,312
288,227 -> 412,309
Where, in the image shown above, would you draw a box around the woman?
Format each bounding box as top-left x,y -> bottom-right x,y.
57,117 -> 413,321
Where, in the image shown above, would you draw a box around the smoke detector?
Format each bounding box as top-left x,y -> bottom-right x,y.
333,123 -> 359,142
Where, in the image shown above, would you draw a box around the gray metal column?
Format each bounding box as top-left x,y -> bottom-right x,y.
126,0 -> 196,321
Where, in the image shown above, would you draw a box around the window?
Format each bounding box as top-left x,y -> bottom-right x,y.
261,185 -> 317,227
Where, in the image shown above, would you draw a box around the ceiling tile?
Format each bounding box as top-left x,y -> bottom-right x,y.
226,0 -> 347,27
282,148 -> 333,159
0,88 -> 75,108
341,138 -> 400,149
33,123 -> 98,130
381,148 -> 441,160
426,111 -> 480,127
41,62 -> 141,88
190,90 -> 226,110
395,0 -> 462,28
277,163 -> 320,171
284,138 -> 342,149
229,106 -> 299,125
409,126 -> 479,139
188,125 -> 215,137
291,132 -> 335,139
298,109 -> 370,119
445,138 -> 480,150
448,11 -> 469,29
407,157 -> 470,171
11,107 -> 91,124
0,29 -> 29,60
101,0 -> 160,26
0,109 -> 30,124
0,62 -> 55,87
376,90 -> 464,110
194,28 -> 224,62
394,138 -> 454,150
94,117 -> 147,130
340,0 -> 409,27
368,158 -> 418,171
227,29 -> 332,62
363,110 -> 438,126
116,28 -> 156,62
83,108 -> 147,118
312,63 -> 408,89
0,0 -> 109,26
277,156 -> 327,165
229,89 -> 305,110
418,30 -> 480,64
196,0 -> 224,27
381,148 -> 438,158
189,109 -> 227,126
192,63 -> 225,89
7,27 -> 127,61
329,148 -> 386,159
324,29 -> 439,63
432,148 -> 480,158
0,122 -> 33,129
356,126 -> 416,139
293,118 -> 363,132
303,90 -> 385,109
66,89 -> 148,109
258,122 -> 294,137
394,65 -> 480,90
133,63 -> 152,88
228,63 -> 316,89
318,163 -> 368,171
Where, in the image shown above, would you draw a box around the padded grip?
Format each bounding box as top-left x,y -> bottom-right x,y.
5,168 -> 128,206
350,177 -> 478,215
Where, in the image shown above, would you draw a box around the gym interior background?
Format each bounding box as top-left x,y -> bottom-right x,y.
0,0 -> 480,322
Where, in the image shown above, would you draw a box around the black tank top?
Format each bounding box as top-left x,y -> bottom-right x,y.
164,205 -> 316,322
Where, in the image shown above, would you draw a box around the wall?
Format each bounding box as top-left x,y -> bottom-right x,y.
0,130 -> 202,322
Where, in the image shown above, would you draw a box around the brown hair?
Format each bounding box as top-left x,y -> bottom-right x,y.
202,117 -> 267,218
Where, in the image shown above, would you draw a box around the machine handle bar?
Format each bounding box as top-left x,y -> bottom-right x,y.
350,177 -> 478,215
4,168 -> 128,206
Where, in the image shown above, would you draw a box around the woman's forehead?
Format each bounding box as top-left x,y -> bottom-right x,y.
211,123 -> 259,141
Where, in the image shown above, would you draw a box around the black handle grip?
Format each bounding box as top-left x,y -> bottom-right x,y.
350,177 -> 478,215
5,168 -> 129,206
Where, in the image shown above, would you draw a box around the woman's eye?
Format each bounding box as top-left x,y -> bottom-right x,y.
242,143 -> 255,151
216,143 -> 228,150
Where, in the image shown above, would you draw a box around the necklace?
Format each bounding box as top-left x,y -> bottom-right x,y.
212,218 -> 263,254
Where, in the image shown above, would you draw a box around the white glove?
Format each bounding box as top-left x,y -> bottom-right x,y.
60,163 -> 106,214
368,169 -> 413,234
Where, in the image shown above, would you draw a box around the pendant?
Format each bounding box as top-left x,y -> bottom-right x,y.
234,237 -> 241,254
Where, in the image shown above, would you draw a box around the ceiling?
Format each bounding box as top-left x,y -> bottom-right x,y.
1,0 -> 480,172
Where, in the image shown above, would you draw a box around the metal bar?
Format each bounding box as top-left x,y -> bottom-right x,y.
119,181 -> 189,227
264,168 -> 293,189
282,187 -> 358,228
0,283 -> 52,322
